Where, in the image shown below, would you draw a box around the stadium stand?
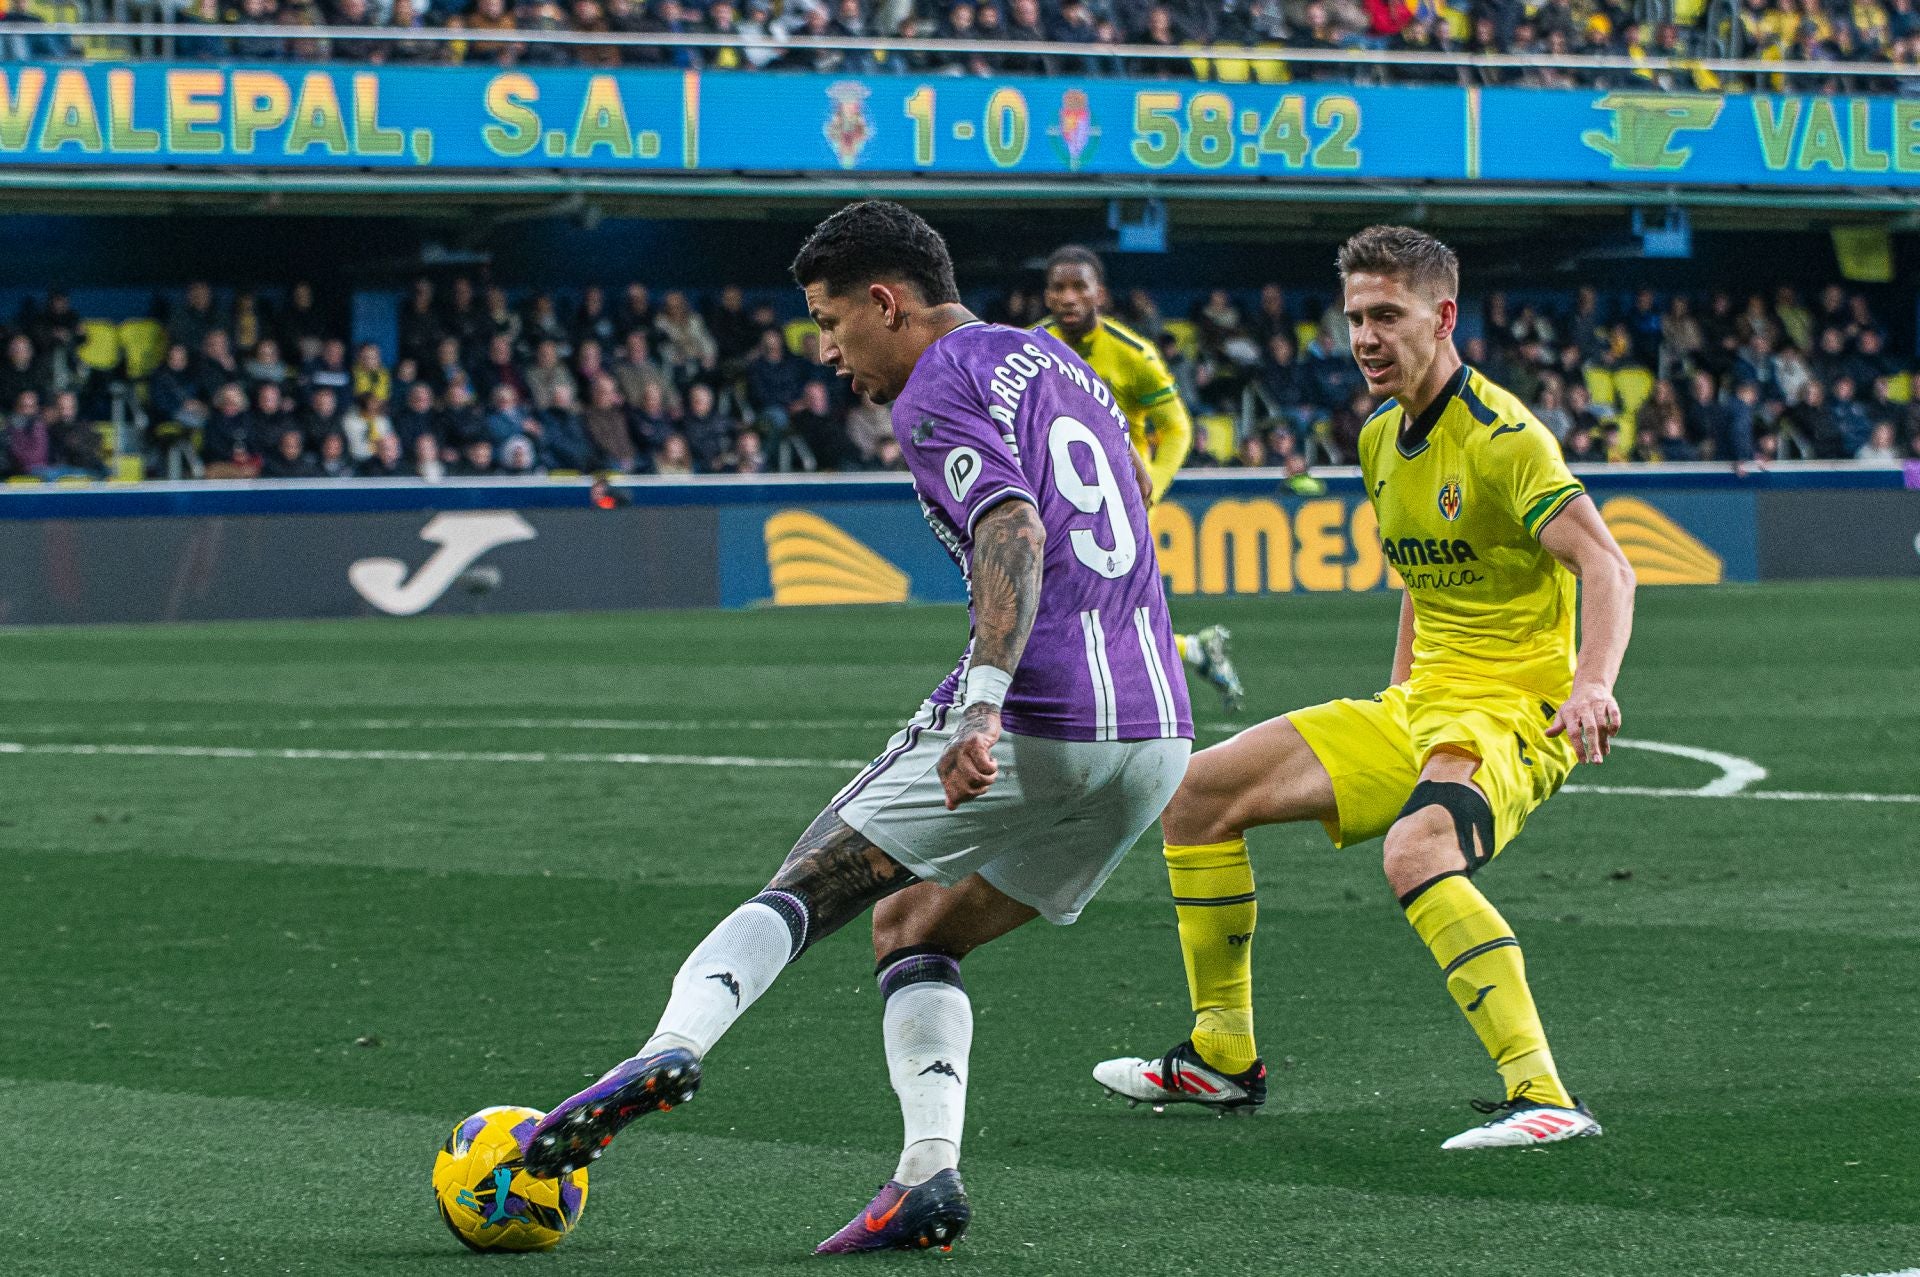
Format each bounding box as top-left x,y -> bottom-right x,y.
11,0 -> 1919,88
2,273 -> 1914,482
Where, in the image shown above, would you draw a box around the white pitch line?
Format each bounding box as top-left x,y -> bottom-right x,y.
0,741 -> 868,770
1842,1269 -> 1920,1276
0,736 -> 1913,805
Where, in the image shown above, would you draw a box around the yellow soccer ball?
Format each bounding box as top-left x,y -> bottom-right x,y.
432,1105 -> 589,1252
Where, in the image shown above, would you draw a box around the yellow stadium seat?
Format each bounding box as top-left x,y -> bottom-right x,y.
547,469 -> 581,479
1198,413 -> 1236,463
1251,45 -> 1290,82
1212,58 -> 1251,83
1583,365 -> 1617,408
1294,321 -> 1319,351
1613,366 -> 1655,419
1885,371 -> 1911,403
94,422 -> 118,460
783,318 -> 818,357
6,475 -> 42,485
54,473 -> 93,486
1161,319 -> 1199,359
1674,0 -> 1708,23
79,320 -> 121,372
119,319 -> 168,379
113,455 -> 145,483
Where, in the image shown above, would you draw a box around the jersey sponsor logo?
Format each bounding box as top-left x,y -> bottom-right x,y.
1438,480 -> 1463,522
1380,535 -> 1479,568
347,511 -> 537,616
943,446 -> 982,502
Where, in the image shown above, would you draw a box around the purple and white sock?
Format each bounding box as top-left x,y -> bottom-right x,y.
877,949 -> 973,1186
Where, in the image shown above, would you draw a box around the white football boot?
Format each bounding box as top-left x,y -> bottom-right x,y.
1092,1039 -> 1266,1116
1441,1096 -> 1602,1150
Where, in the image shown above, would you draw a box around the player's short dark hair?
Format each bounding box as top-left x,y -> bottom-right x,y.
1045,244 -> 1105,285
790,200 -> 961,305
1336,225 -> 1459,301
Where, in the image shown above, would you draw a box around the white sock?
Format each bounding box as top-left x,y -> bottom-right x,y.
881,969 -> 973,1186
1178,634 -> 1204,668
640,899 -> 798,1058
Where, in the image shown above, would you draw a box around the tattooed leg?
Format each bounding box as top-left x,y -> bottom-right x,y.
766,809 -> 918,956
625,810 -> 914,1062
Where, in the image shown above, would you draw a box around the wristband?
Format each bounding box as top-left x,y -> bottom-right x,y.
962,666 -> 1012,711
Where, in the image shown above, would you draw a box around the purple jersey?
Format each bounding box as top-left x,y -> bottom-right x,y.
892,322 -> 1192,744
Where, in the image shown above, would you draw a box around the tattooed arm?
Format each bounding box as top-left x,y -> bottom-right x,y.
938,497 -> 1047,810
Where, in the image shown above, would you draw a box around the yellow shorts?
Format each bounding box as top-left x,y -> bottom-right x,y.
1286,681 -> 1575,856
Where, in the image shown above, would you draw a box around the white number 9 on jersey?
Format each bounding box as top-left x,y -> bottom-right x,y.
1046,415 -> 1137,579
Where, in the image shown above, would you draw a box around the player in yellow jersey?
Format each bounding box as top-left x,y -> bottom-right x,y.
1038,245 -> 1245,712
1093,226 -> 1638,1148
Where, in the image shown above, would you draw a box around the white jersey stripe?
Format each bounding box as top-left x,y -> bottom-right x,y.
1080,609 -> 1117,743
1133,606 -> 1179,739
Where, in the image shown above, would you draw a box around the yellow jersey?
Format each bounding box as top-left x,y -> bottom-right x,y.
1359,365 -> 1586,702
1036,317 -> 1190,501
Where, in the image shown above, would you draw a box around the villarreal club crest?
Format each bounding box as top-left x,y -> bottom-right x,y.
1438,479 -> 1464,522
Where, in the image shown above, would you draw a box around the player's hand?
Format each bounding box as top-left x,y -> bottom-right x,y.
1546,682 -> 1621,765
938,705 -> 1002,809
1128,448 -> 1154,506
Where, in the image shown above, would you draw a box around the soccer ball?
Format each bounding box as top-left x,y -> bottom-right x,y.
432,1105 -> 589,1252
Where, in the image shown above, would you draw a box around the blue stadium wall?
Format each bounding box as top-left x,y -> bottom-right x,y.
0,469 -> 1911,625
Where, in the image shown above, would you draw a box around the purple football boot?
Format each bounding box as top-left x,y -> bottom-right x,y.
815,1169 -> 971,1255
522,1046 -> 701,1178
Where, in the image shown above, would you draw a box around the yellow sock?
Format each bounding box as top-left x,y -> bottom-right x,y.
1174,633 -> 1191,663
1165,838 -> 1258,1073
1403,875 -> 1573,1107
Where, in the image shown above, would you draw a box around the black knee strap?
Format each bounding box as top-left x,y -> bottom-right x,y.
1397,780 -> 1494,875
874,945 -> 965,997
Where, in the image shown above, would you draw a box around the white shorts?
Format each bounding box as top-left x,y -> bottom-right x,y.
832,703 -> 1191,924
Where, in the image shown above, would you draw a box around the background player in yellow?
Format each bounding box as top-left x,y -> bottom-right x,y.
1038,245 -> 1246,712
1093,226 -> 1639,1149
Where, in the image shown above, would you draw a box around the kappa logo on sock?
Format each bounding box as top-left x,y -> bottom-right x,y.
1466,983 -> 1497,1012
707,971 -> 742,1006
919,1060 -> 963,1084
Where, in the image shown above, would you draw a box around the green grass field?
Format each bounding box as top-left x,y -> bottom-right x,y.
3,581 -> 1917,1276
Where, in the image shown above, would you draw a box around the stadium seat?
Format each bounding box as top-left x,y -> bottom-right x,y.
1162,319 -> 1199,358
1613,366 -> 1655,420
1294,321 -> 1319,351
783,318 -> 817,357
118,319 -> 168,379
1886,372 -> 1911,403
79,320 -> 121,372
1251,47 -> 1290,83
1583,365 -> 1617,408
94,422 -> 117,462
112,455 -> 144,483
5,475 -> 42,485
1198,413 -> 1236,463
1212,58 -> 1252,83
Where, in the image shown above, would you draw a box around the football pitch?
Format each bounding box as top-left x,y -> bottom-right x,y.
3,581 -> 1916,1276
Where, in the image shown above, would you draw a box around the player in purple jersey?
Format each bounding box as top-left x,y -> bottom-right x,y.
520,201 -> 1192,1255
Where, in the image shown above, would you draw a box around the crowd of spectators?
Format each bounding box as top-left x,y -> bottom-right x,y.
4,0 -> 1918,91
1,277 -> 910,480
3,272 -> 1915,484
1088,277 -> 1920,469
